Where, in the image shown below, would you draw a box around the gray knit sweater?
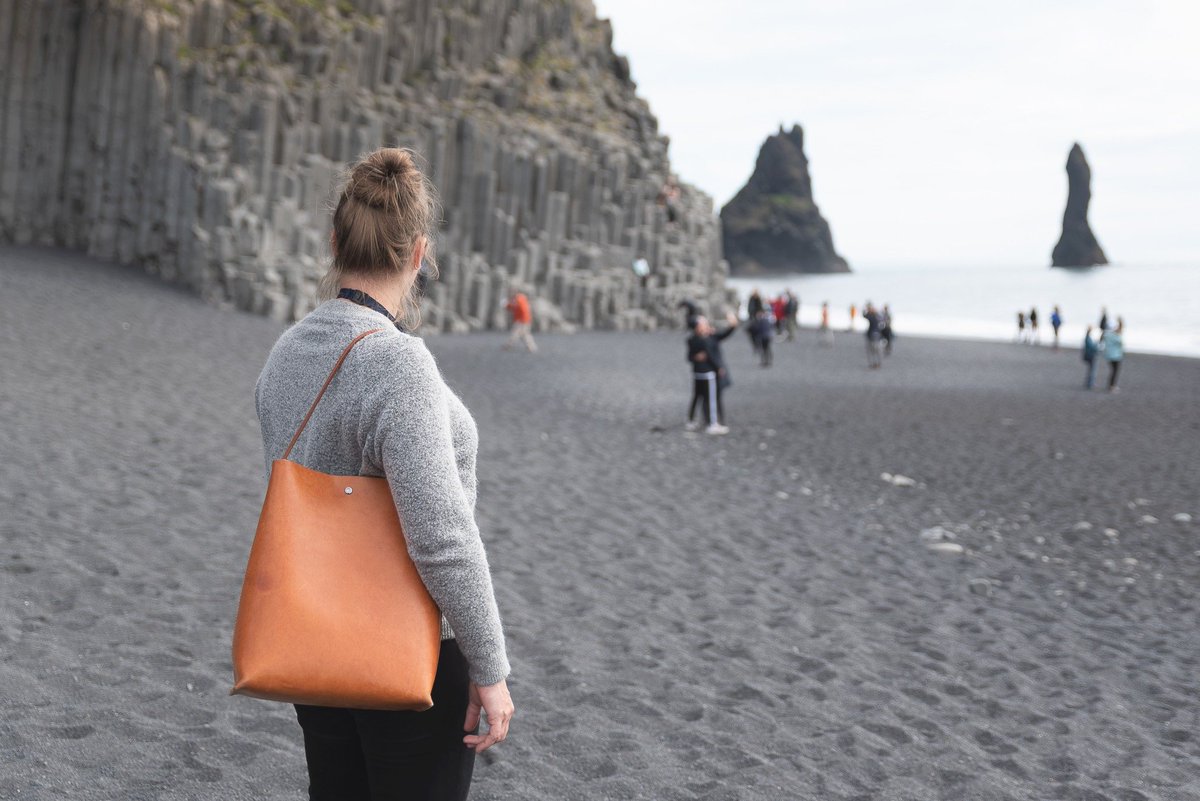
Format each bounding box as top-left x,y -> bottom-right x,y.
254,299 -> 510,686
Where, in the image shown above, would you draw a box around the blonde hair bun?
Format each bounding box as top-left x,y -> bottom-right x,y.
347,148 -> 414,210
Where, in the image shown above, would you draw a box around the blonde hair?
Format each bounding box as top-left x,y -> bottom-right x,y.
319,148 -> 440,328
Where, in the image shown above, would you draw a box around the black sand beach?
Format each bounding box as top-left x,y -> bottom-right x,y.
2,246 -> 1198,800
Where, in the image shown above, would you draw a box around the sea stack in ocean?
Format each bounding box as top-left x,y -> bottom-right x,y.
720,125 -> 849,275
1052,143 -> 1109,267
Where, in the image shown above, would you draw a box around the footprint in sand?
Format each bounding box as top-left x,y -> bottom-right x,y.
860,721 -> 912,746
49,724 -> 95,740
973,729 -> 1018,755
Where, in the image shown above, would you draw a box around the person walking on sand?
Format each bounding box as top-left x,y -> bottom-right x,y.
784,290 -> 799,341
1029,306 -> 1040,344
1051,305 -> 1063,349
503,290 -> 537,352
1082,325 -> 1100,389
1099,307 -> 1110,333
1102,318 -> 1125,392
253,148 -> 513,800
819,301 -> 833,346
753,310 -> 774,367
881,304 -> 894,355
746,290 -> 764,355
1016,310 -> 1026,343
686,314 -> 736,434
863,302 -> 883,369
848,303 -> 857,332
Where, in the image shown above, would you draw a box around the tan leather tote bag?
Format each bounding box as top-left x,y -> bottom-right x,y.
231,329 -> 441,710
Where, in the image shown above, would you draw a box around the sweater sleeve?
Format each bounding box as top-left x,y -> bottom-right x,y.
368,339 -> 511,686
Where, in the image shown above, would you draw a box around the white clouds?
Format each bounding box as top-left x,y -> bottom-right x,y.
593,0 -> 1200,263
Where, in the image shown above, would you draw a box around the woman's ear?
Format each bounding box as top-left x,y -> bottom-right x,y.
411,236 -> 427,272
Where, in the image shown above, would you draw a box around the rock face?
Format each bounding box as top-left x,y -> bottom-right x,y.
1052,143 -> 1108,267
0,0 -> 732,331
720,125 -> 848,275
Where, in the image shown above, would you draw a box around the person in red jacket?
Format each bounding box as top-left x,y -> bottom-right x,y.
503,291 -> 537,352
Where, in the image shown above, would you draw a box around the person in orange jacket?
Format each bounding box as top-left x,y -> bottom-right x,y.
503,291 -> 537,352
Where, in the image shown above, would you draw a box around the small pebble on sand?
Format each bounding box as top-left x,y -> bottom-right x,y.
919,526 -> 954,542
881,473 -> 917,487
1139,515 -> 1159,525
1173,513 -> 1192,523
1104,528 -> 1119,538
927,541 -> 965,555
968,578 -> 993,596
1072,521 -> 1093,531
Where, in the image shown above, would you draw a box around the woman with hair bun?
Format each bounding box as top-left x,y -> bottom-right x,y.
254,147 -> 513,800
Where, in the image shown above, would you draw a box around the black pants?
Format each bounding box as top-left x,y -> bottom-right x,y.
1108,359 -> 1121,389
760,340 -> 772,367
294,640 -> 475,801
689,372 -> 722,425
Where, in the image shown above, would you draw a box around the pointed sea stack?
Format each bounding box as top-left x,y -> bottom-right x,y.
1052,143 -> 1109,267
721,125 -> 849,275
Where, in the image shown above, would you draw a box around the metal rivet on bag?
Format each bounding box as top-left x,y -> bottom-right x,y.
344,487 -> 353,495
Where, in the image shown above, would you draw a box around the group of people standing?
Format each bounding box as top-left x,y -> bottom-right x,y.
1016,305 -> 1064,347
682,291 -> 901,433
745,289 -> 800,367
1016,304 -> 1126,392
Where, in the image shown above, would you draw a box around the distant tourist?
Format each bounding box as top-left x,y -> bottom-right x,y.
753,310 -> 774,367
1016,310 -> 1026,343
1102,318 -> 1125,393
848,303 -> 857,332
1029,306 -> 1040,344
657,178 -> 681,224
863,302 -> 883,369
1082,325 -> 1100,389
747,289 -> 765,318
746,289 -> 765,355
784,290 -> 799,341
881,304 -> 894,355
819,301 -> 833,346
772,296 -> 792,335
1050,305 -> 1063,348
254,147 -> 514,798
632,256 -> 650,288
686,314 -> 736,434
503,290 -> 537,352
1099,307 -> 1110,332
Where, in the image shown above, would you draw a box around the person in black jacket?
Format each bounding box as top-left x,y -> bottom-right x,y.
686,314 -> 737,434
746,290 -> 765,355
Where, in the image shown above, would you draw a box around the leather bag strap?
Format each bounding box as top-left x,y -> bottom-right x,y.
282,328 -> 385,460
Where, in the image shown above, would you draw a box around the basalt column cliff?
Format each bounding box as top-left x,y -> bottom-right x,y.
1051,143 -> 1108,268
0,0 -> 731,330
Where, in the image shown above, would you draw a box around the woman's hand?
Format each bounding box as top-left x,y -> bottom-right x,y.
464,679 -> 514,753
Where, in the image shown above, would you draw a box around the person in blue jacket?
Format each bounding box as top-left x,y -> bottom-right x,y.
1102,319 -> 1125,393
1082,326 -> 1099,389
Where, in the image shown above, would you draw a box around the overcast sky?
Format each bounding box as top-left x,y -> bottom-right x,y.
592,0 -> 1200,266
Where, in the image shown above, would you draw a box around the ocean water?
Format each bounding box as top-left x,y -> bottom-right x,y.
727,262 -> 1200,358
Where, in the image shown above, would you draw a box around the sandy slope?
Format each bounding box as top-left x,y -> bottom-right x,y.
2,246 -> 1198,800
